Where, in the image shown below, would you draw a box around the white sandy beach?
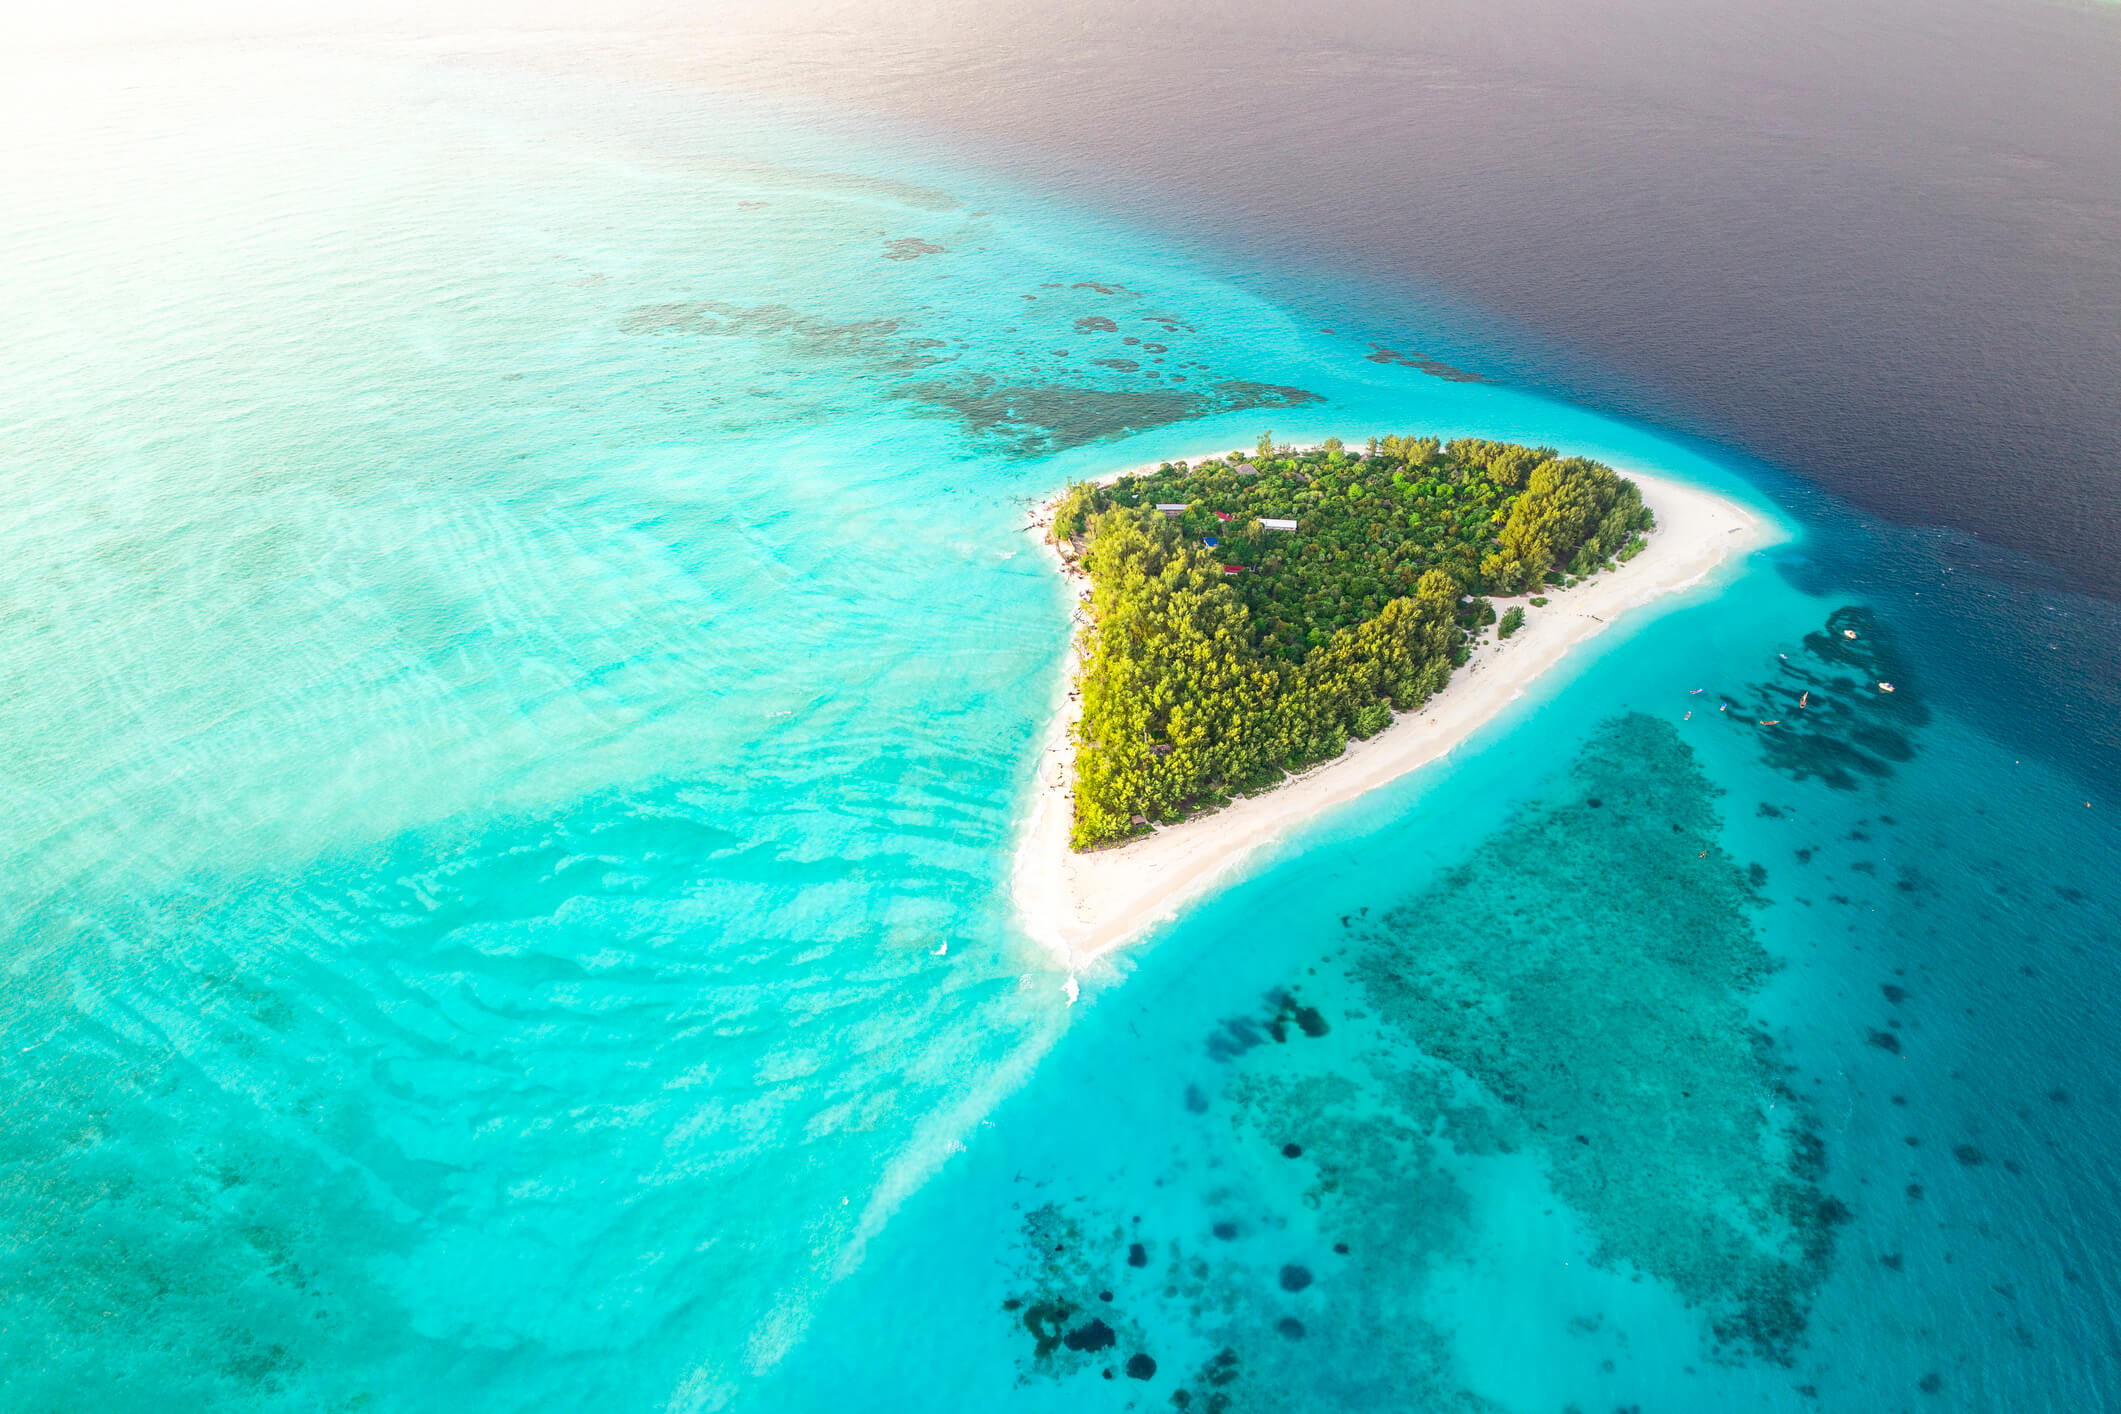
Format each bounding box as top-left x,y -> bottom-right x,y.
1011,446 -> 1779,966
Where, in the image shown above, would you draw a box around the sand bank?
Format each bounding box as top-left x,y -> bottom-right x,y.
1010,448 -> 1779,967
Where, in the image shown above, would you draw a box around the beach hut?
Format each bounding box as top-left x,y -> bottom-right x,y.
1258,518 -> 1298,532
1202,536 -> 1220,549
1213,511 -> 1235,521
1233,461 -> 1260,476
1154,503 -> 1187,517
1221,564 -> 1245,576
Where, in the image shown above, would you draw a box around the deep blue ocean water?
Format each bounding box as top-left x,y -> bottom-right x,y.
2,27 -> 2117,1414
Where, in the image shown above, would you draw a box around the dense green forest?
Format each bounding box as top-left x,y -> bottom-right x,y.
1054,433 -> 1651,848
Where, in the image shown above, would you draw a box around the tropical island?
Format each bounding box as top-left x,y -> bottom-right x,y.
1014,433 -> 1774,963
1049,433 -> 1650,848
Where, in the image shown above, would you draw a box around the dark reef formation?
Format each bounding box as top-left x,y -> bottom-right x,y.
617,281 -> 1321,457
1364,345 -> 1496,384
1354,713 -> 1846,1362
1722,606 -> 1931,789
999,1204 -> 1161,1385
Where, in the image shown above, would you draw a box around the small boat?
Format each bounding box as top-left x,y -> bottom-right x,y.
1878,681 -> 1895,693
1799,691 -> 1809,708
1684,711 -> 1692,720
1759,719 -> 1781,726
1843,629 -> 1859,640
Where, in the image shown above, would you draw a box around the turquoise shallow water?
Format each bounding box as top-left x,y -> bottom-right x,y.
2,34 -> 2117,1414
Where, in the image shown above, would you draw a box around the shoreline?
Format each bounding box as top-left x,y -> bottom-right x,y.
1010,444 -> 1781,968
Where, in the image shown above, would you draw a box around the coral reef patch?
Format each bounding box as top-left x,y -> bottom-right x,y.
1000,1204 -> 1157,1383
1363,345 -> 1496,384
619,284 -> 1320,456
1354,713 -> 1846,1362
1720,607 -> 1931,789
